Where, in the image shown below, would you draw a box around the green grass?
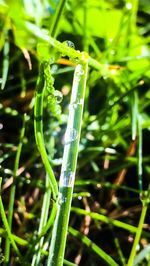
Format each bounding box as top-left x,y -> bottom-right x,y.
0,0 -> 150,265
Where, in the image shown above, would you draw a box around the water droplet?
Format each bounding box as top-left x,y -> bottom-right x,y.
54,90 -> 63,103
71,57 -> 79,64
64,128 -> 78,144
78,196 -> 82,200
0,123 -> 3,130
74,64 -> 84,80
80,69 -> 84,75
79,98 -> 84,105
55,105 -> 62,116
59,170 -> 75,187
126,2 -> 132,10
47,95 -> 55,105
103,76 -> 108,80
71,99 -> 84,109
110,50 -> 115,55
62,197 -> 67,203
58,192 -> 66,205
63,40 -> 75,49
72,103 -> 78,109
49,57 -> 55,64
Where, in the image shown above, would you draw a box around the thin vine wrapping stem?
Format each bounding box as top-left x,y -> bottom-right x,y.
47,59 -> 88,266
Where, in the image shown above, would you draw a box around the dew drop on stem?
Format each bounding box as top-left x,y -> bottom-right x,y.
59,170 -> 75,187
78,196 -> 82,200
63,40 -> 75,49
64,128 -> 78,144
75,64 -> 84,77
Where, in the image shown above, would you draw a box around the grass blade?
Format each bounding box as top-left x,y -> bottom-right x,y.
4,114 -> 26,263
1,31 -> 9,90
68,227 -> 119,266
47,59 -> 88,265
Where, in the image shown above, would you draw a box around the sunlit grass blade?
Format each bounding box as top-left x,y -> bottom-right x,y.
1,31 -> 9,90
49,0 -> 67,38
47,59 -> 88,266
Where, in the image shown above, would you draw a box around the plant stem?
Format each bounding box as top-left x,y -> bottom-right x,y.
33,62 -> 59,264
47,59 -> 88,266
0,228 -> 28,246
137,114 -> 143,192
49,0 -> 67,38
1,30 -> 9,90
31,174 -> 51,266
25,22 -> 103,71
4,114 -> 26,263
0,179 -> 22,261
127,202 -> 148,266
83,0 -> 88,52
68,227 -> 119,266
131,91 -> 138,141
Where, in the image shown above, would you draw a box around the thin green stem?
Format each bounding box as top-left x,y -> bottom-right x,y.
127,203 -> 148,266
49,0 -> 67,38
0,179 -> 22,261
114,238 -> 126,266
31,175 -> 51,266
71,207 -> 139,234
0,228 -> 28,246
39,200 -> 57,237
1,30 -> 9,90
138,114 -> 143,192
68,227 -> 119,266
25,22 -> 103,71
64,260 -> 77,266
47,59 -> 88,266
131,91 -> 138,141
4,114 -> 26,263
130,0 -> 139,33
83,0 -> 88,52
